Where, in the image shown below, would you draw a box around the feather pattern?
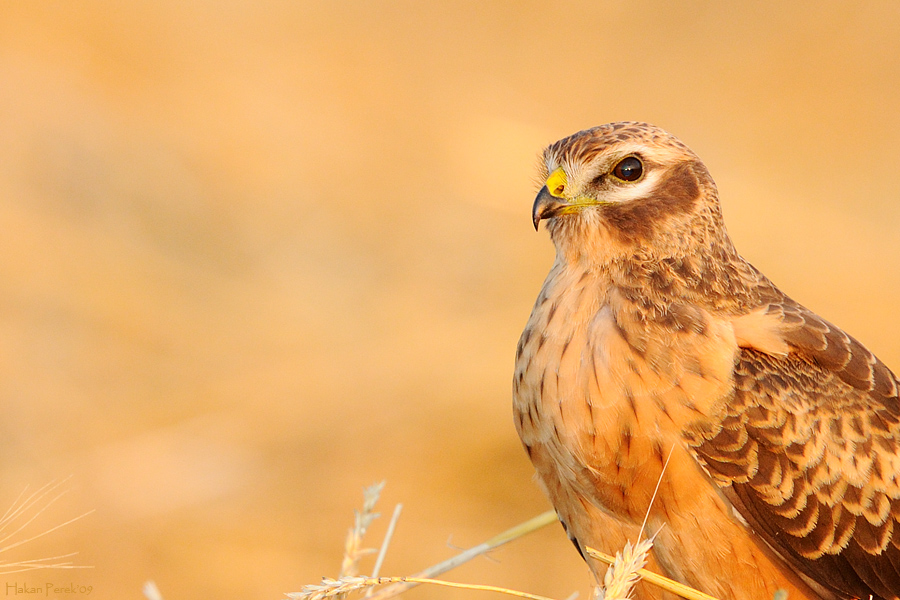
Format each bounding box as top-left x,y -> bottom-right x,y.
693,298 -> 900,599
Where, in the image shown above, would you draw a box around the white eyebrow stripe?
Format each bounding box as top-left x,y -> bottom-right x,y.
605,169 -> 664,204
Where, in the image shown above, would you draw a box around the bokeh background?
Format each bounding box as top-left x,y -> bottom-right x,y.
1,2 -> 900,599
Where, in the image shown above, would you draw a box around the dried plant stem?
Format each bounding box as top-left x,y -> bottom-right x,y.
364,510 -> 559,600
585,547 -> 719,600
0,479 -> 71,549
341,482 -> 386,578
0,479 -> 93,573
371,504 -> 402,580
294,576 -> 560,600
594,539 -> 653,600
143,580 -> 164,600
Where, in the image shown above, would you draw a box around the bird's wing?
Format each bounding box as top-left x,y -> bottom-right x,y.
689,301 -> 900,600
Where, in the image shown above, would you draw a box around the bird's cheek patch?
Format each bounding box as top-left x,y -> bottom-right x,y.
652,162 -> 701,214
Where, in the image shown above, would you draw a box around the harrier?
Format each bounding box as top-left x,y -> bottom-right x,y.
513,122 -> 900,600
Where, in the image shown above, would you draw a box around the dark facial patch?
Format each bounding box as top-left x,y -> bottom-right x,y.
601,161 -> 703,245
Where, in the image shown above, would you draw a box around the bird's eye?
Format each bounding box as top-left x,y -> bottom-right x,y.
612,156 -> 643,182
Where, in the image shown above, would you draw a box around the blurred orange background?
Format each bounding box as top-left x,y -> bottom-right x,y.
1,3 -> 899,599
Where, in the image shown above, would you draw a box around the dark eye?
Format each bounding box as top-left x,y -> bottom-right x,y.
612,156 -> 643,182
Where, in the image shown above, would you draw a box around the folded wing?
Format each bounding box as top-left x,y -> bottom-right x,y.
691,301 -> 900,600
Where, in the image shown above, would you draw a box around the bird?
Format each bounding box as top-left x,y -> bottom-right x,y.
513,121 -> 900,600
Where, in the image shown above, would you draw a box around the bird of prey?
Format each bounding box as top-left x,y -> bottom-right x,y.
513,122 -> 900,600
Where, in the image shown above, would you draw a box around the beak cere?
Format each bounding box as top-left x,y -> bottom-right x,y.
532,186 -> 568,230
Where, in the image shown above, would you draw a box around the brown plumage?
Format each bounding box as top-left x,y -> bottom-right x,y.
513,122 -> 900,600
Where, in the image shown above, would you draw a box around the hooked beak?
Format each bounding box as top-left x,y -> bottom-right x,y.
532,185 -> 568,231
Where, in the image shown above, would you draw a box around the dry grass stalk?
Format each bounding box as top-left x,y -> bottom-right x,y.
363,510 -> 559,600
293,483 -> 564,600
143,580 -> 164,600
368,503 -> 403,585
0,478 -> 94,573
585,547 -> 718,600
592,538 -> 653,600
291,576 -> 559,600
341,481 -> 386,578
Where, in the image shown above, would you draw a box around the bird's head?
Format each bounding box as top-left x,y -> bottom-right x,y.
533,122 -> 725,264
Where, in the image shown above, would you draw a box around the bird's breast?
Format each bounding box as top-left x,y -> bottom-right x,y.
513,265 -> 740,520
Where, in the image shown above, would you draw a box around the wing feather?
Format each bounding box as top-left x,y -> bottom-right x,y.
690,301 -> 900,600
